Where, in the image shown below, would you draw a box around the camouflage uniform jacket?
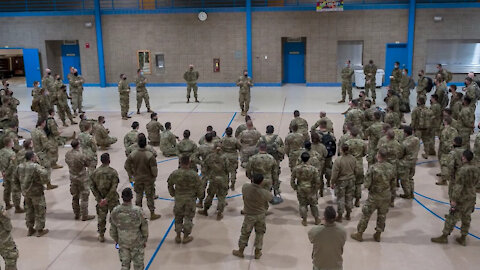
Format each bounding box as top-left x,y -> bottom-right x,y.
110,203 -> 148,248
291,163 -> 321,191
90,164 -> 120,202
65,148 -> 89,181
14,161 -> 48,197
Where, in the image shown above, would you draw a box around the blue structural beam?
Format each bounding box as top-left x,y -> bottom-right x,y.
94,0 -> 106,87
246,0 -> 252,76
407,0 -> 415,76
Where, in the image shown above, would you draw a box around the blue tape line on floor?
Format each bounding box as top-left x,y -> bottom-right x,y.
19,127 -> 31,133
128,111 -> 134,117
156,193 -> 243,202
0,179 -> 3,183
221,112 -> 237,137
413,197 -> 480,240
157,157 -> 178,164
144,219 -> 175,270
414,191 -> 480,210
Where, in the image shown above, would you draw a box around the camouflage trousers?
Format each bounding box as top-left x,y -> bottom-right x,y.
357,196 -> 390,233
335,179 -> 354,216
136,91 -> 150,110
365,78 -> 376,99
367,149 -> 377,168
296,187 -> 319,219
341,81 -> 353,101
204,177 -> 229,213
97,136 -> 118,148
398,160 -> 416,196
174,197 -> 196,235
198,175 -> 208,202
3,176 -> 21,208
134,181 -> 156,213
57,103 -> 75,124
240,146 -> 256,167
37,152 -> 52,186
47,137 -> 59,166
223,153 -> 239,187
238,213 -> 266,250
415,129 -> 435,155
96,201 -> 119,235
239,92 -> 250,113
25,194 -> 46,231
442,201 -> 475,237
118,245 -> 145,270
323,157 -> 333,186
186,83 -> 198,99
120,95 -> 129,118
70,180 -> 90,218
160,146 -> 176,157
439,152 -> 452,184
417,91 -> 426,102
71,91 -> 83,112
0,239 -> 19,270
354,160 -> 364,200
288,150 -> 302,172
458,129 -> 472,150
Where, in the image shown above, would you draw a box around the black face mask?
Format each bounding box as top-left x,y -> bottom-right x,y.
57,78 -> 61,81
418,74 -> 422,77
47,72 -> 51,75
123,77 -> 127,80
6,83 -> 9,87
244,74 -> 248,77
74,73 -> 78,76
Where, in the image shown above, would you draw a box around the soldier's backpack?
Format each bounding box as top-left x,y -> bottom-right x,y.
408,77 -> 416,90
319,132 -> 336,158
425,77 -> 434,93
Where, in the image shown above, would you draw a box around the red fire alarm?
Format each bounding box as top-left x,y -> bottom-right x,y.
213,58 -> 220,72
85,43 -> 90,48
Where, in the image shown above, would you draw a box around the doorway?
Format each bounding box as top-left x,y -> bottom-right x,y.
282,37 -> 306,84
384,43 -> 407,85
336,40 -> 363,82
0,48 -> 40,87
45,40 -> 81,83
61,43 -> 81,83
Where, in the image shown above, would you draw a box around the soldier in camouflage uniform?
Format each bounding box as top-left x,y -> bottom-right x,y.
198,126 -> 220,145
46,109 -> 64,169
398,126 -> 420,199
124,122 -> 139,155
310,133 -> 328,196
364,60 -> 377,102
176,130 -> 198,171
463,77 -> 477,110
345,99 -> 365,135
430,94 -> 443,138
365,111 -> 384,167
446,137 -> 466,198
146,112 -> 164,146
78,121 -> 98,176
69,69 -> 85,115
311,111 -> 334,134
362,100 -> 376,134
351,149 -> 395,242
289,110 -> 309,141
434,74 -> 448,109
331,145 -> 359,222
238,120 -> 261,168
168,157 -> 202,244
457,97 -> 475,150
235,115 -> 253,138
118,74 -> 131,120
0,204 -> 19,270
416,69 -> 429,102
135,69 -> 151,114
398,69 -> 411,111
315,120 -> 336,186
220,127 -> 242,190
291,152 -> 321,226
125,134 -> 160,221
183,65 -> 200,103
90,153 -> 120,242
65,139 -> 95,221
437,117 -> 458,186
337,123 -> 353,155
431,150 -> 479,246
257,125 -> 285,193
246,143 -> 279,197
198,146 -> 230,220
0,138 -> 24,213
95,116 -> 118,149
449,89 -> 463,120
41,68 -> 54,100
389,62 -> 402,93
36,88 -> 52,121
191,133 -> 214,208
346,127 -> 367,207
31,119 -> 57,190
125,135 -> 158,160
160,122 -> 177,157
285,124 -> 305,172
237,70 -> 253,116
110,188 -> 148,270
51,74 -> 62,109
14,150 -> 50,237
377,129 -> 403,207
56,85 -> 77,127
232,174 -> 273,260
411,97 -> 435,159
338,60 -> 354,103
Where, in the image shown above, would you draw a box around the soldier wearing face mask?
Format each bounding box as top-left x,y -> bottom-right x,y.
70,69 -> 85,116
118,74 -> 131,120
183,64 -> 200,103
135,69 -> 151,114
236,70 -> 253,116
389,62 -> 402,93
41,68 -> 54,104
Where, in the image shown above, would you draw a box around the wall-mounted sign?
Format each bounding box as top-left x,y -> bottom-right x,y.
316,0 -> 344,12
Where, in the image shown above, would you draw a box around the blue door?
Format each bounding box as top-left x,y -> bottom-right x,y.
283,41 -> 306,84
22,48 -> 41,87
384,43 -> 407,86
61,44 -> 81,83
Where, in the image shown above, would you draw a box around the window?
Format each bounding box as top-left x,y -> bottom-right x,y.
155,53 -> 165,70
137,50 -> 151,74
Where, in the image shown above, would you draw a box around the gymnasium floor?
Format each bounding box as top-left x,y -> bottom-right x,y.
2,82 -> 480,270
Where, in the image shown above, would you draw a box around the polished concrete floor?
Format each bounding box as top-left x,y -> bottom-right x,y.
1,81 -> 480,270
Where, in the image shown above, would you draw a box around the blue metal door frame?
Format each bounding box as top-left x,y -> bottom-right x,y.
1,47 -> 41,87
61,44 -> 82,83
384,43 -> 407,86
283,41 -> 306,84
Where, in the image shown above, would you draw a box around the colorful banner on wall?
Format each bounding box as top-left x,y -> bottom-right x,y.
316,0 -> 344,12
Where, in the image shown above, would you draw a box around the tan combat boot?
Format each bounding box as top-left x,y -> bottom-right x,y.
431,234 -> 448,244
182,234 -> 194,244
216,212 -> 223,221
335,215 -> 343,223
301,217 -> 307,226
455,235 -> 466,246
351,232 -> 363,242
175,233 -> 182,244
373,231 -> 381,242
150,212 -> 161,221
198,209 -> 208,216
14,207 -> 25,214
46,183 -> 58,190
52,164 -> 63,169
37,229 -> 49,237
314,217 -> 320,225
27,227 -> 36,237
355,199 -> 360,207
254,248 -> 262,259
82,215 -> 95,221
345,211 -> 351,221
98,234 -> 105,243
196,201 -> 203,209
232,247 -> 245,258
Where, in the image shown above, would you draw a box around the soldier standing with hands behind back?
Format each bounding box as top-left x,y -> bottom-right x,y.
118,74 -> 131,120
135,68 -> 151,114
183,64 -> 199,103
364,60 -> 377,103
237,70 -> 253,116
338,60 -> 354,103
